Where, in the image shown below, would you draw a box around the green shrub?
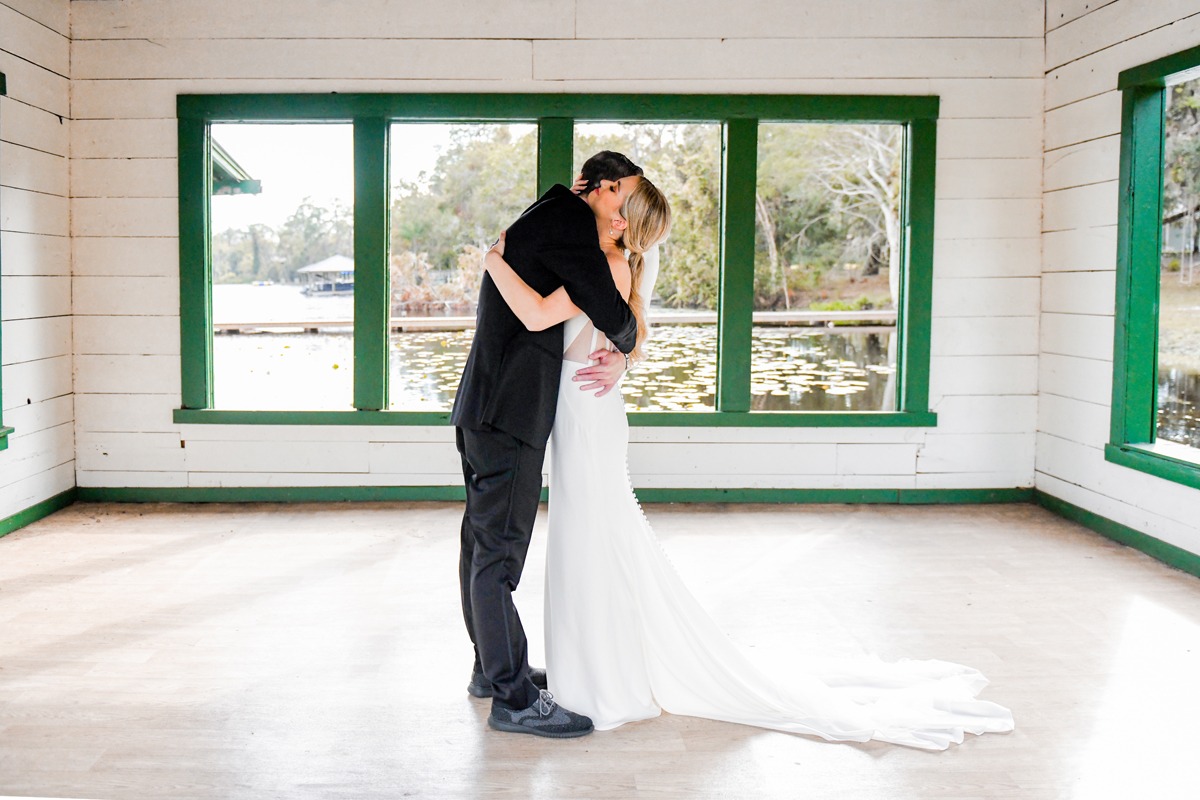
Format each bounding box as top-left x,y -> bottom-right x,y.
809,295 -> 876,312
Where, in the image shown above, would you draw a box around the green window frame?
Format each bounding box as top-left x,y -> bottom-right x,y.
0,70 -> 11,451
1108,45 -> 1200,489
173,94 -> 939,428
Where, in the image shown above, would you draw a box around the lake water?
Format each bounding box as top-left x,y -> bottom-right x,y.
382,326 -> 896,412
213,326 -> 896,412
1158,367 -> 1200,448
211,284 -> 890,412
213,283 -> 355,324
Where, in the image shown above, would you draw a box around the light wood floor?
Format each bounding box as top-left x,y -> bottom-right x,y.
1,501 -> 1199,800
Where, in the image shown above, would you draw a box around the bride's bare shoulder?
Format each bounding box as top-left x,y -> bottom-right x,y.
605,250 -> 632,299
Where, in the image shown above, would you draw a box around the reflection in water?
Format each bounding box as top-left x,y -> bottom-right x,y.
217,325 -> 896,412
388,325 -> 893,412
751,329 -> 894,411
390,330 -> 475,410
1158,367 -> 1200,448
626,326 -> 717,411
214,333 -> 354,411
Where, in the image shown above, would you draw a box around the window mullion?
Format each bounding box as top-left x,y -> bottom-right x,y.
537,117 -> 574,196
901,119 -> 937,415
717,119 -> 757,413
1113,87 -> 1166,445
178,115 -> 213,409
1129,86 -> 1167,443
0,70 -> 7,448
0,71 -> 6,448
353,118 -> 391,411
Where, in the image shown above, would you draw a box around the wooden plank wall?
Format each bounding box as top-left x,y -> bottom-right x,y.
65,0 -> 1045,494
1040,0 -> 1200,556
0,0 -> 74,519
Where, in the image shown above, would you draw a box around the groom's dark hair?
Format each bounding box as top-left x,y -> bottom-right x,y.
580,151 -> 643,195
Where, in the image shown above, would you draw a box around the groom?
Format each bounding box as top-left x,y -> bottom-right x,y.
452,152 -> 643,738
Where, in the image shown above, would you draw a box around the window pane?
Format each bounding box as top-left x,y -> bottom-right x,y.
210,123 -> 355,410
388,123 -> 537,410
1159,78 -> 1200,448
574,123 -> 722,411
752,123 -> 903,411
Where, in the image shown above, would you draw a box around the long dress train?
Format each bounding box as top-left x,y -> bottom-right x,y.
544,313 -> 1014,751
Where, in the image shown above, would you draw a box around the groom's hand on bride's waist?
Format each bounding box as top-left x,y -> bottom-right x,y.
573,349 -> 626,397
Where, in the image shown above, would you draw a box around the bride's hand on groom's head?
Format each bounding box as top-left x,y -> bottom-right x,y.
570,174 -> 588,195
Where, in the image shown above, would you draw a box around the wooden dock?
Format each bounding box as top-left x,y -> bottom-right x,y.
213,309 -> 898,334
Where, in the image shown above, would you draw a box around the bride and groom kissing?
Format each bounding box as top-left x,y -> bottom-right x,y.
451,151 -> 1014,748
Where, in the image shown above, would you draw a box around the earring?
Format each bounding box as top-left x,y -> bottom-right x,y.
608,229 -> 615,237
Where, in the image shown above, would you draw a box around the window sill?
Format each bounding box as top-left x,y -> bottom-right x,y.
173,409 -> 936,428
0,426 -> 12,452
1104,441 -> 1200,491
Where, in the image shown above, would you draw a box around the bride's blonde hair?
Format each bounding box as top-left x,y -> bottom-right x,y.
618,178 -> 671,362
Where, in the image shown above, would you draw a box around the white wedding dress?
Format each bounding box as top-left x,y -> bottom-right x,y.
542,250 -> 1014,750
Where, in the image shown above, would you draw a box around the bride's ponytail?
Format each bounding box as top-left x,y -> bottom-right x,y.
627,249 -> 648,362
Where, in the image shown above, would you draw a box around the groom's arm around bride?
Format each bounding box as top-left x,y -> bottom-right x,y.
452,176 -> 638,445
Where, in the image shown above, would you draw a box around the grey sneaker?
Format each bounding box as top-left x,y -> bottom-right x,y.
468,667 -> 547,699
488,690 -> 594,738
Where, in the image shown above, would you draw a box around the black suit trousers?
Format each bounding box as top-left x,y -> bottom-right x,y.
456,425 -> 544,711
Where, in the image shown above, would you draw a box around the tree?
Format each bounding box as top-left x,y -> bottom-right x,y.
810,125 -> 903,304
211,223 -> 280,284
390,182 -> 458,269
390,126 -> 537,272
386,126 -> 538,313
754,124 -> 847,309
1165,80 -> 1200,258
276,199 -> 353,279
576,124 -> 722,309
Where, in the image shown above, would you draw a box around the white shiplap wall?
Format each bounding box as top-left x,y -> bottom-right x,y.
0,0 -> 74,519
67,0 -> 1045,493
1040,0 -> 1200,556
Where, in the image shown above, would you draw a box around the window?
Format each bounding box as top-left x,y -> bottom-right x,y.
210,122 -> 356,411
387,122 -> 538,411
174,95 -> 938,428
574,122 -> 722,412
753,122 -> 904,412
1109,45 -> 1200,489
0,70 -> 10,451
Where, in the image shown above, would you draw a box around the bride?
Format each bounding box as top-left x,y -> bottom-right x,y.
481,176 -> 1014,750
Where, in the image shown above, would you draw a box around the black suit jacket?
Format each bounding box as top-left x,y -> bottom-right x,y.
451,184 -> 637,447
